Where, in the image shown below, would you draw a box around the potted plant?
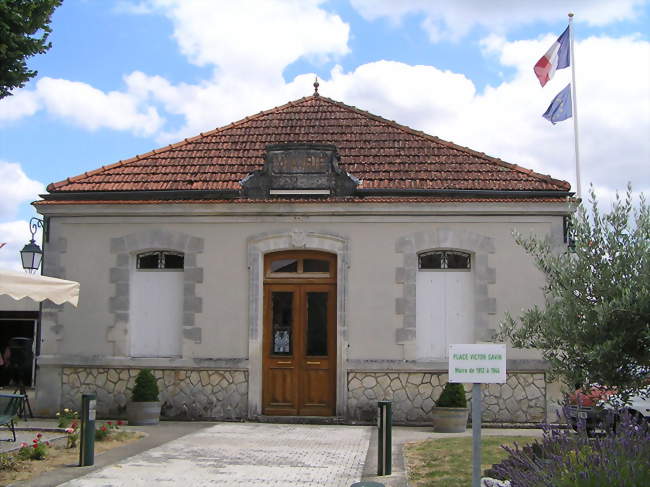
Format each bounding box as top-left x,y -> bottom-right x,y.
126,369 -> 161,425
431,382 -> 469,433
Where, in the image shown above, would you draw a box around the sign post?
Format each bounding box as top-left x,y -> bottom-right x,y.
449,344 -> 507,487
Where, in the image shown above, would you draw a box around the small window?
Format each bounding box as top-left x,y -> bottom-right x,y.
137,251 -> 184,270
271,259 -> 298,273
163,253 -> 184,269
137,252 -> 160,269
419,250 -> 471,270
266,252 -> 335,280
303,259 -> 329,273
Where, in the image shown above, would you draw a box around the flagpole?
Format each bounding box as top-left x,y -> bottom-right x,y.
568,12 -> 582,199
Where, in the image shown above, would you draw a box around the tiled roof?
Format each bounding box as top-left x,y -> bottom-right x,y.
46,94 -> 570,195
36,196 -> 570,206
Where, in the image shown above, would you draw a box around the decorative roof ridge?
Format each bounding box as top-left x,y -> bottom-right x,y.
315,96 -> 571,191
47,95 -> 317,192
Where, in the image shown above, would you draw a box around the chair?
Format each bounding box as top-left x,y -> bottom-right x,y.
0,393 -> 24,441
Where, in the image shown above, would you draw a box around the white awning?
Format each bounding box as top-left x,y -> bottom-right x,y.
0,269 -> 80,307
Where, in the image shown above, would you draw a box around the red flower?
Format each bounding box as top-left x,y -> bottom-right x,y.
71,422 -> 78,428
37,433 -> 42,438
33,443 -> 38,448
33,439 -> 38,443
107,421 -> 112,425
117,420 -> 123,425
101,426 -> 107,431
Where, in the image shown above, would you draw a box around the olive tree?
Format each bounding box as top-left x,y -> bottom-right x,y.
498,185 -> 649,399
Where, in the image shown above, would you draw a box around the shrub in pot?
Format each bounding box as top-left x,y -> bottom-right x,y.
126,369 -> 161,425
431,382 -> 469,433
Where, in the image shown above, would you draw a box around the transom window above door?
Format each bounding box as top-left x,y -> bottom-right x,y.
418,250 -> 471,270
265,251 -> 336,280
136,251 -> 184,270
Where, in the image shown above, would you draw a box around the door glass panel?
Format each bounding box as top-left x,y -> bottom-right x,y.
303,259 -> 329,273
270,259 -> 298,273
271,292 -> 293,355
306,292 -> 328,356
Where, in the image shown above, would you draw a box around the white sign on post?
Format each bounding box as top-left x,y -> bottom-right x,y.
448,343 -> 507,487
448,343 -> 507,384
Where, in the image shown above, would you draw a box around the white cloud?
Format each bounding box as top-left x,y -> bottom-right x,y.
0,77 -> 164,136
317,61 -> 476,130
0,90 -> 40,123
349,0 -> 649,41
35,78 -> 164,136
142,0 -> 349,80
0,0 -> 349,140
0,161 -> 45,219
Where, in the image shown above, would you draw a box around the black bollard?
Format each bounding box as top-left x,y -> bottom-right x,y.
377,400 -> 392,476
79,393 -> 96,466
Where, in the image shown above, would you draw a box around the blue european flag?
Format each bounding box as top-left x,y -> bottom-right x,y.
543,83 -> 572,124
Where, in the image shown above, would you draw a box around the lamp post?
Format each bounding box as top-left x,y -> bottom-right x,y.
20,218 -> 44,273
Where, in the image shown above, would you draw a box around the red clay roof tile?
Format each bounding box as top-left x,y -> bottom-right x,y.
46,95 -> 570,195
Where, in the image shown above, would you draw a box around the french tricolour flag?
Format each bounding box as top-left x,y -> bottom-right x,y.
534,26 -> 570,87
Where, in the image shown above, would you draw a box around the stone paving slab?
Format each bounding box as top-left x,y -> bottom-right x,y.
59,423 -> 372,487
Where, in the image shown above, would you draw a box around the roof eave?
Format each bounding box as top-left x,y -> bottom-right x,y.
37,187 -> 573,203
356,188 -> 574,198
39,189 -> 241,202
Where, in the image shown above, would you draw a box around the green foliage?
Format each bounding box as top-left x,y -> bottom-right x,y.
17,434 -> 48,460
487,413 -> 650,486
0,0 -> 62,98
56,407 -> 79,428
95,421 -> 120,441
131,369 -> 159,402
497,185 -> 650,399
64,423 -> 79,448
436,382 -> 467,408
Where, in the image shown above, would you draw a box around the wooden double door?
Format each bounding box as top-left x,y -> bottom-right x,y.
262,252 -> 337,416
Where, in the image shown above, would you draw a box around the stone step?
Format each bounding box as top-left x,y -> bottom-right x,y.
255,415 -> 347,425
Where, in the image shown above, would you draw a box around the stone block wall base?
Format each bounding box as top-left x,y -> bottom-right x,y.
61,367 -> 248,420
347,371 -> 546,424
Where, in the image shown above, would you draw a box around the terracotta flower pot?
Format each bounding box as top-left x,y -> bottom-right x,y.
127,401 -> 161,425
432,407 -> 469,433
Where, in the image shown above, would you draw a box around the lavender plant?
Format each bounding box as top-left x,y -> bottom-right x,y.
485,412 -> 650,486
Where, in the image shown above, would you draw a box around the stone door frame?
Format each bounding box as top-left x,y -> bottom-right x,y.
247,229 -> 349,418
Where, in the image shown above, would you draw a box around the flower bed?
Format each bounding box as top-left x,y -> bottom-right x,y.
485,412 -> 650,485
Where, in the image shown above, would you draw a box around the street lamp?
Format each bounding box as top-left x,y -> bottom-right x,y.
20,218 -> 44,273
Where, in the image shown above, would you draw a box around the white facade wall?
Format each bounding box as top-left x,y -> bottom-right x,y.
33,200 -> 569,422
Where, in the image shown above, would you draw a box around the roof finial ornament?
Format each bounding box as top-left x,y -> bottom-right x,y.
313,76 -> 320,96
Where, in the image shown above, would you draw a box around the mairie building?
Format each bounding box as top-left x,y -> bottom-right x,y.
32,88 -> 573,424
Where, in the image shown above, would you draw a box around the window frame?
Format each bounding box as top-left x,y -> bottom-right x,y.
418,249 -> 472,272
264,251 -> 336,283
136,250 -> 185,271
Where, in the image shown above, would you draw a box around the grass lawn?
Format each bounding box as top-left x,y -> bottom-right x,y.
405,435 -> 537,487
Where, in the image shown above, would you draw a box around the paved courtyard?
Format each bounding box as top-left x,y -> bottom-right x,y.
59,423 -> 372,487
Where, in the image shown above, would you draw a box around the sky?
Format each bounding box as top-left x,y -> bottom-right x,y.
0,0 -> 649,270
